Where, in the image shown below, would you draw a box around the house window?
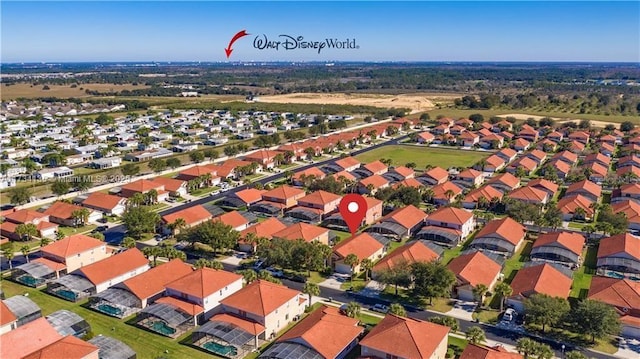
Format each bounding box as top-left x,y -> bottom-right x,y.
285,314 -> 289,320
239,310 -> 247,317
386,355 -> 399,359
220,290 -> 223,296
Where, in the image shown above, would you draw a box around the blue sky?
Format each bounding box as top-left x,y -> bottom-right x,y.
2,1 -> 639,62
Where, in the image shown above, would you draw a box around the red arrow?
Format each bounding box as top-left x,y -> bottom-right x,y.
225,30 -> 249,58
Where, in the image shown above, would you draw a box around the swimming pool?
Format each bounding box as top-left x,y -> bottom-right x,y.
17,275 -> 41,287
203,341 -> 238,357
98,304 -> 122,317
151,321 -> 176,336
56,289 -> 78,301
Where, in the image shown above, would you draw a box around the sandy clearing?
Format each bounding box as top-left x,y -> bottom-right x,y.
497,113 -> 622,129
256,93 -> 460,114
1,83 -> 150,100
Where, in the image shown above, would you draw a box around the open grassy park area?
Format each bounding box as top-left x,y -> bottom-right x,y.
355,145 -> 489,170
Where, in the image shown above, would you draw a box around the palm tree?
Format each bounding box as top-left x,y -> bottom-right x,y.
465,326 -> 486,344
422,188 -> 435,203
389,303 -> 406,317
55,231 -> 65,240
494,282 -> 513,312
477,196 -> 489,209
122,237 -> 137,249
345,301 -> 361,319
274,153 -> 285,167
574,207 -> 587,220
360,258 -> 373,281
239,269 -> 258,284
129,193 -> 144,207
2,244 -> 15,269
71,209 -> 90,227
40,237 -> 52,247
444,189 -> 455,202
15,223 -> 38,241
516,338 -> 538,359
344,254 -> 359,283
302,282 -> 320,308
142,246 -> 161,266
170,218 -> 187,236
20,245 -> 31,263
472,284 -> 489,306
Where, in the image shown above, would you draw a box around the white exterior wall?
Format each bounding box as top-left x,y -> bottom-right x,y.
361,338 -> 448,359
166,278 -> 244,320
45,245 -> 109,273
0,321 -> 17,335
94,263 -> 150,293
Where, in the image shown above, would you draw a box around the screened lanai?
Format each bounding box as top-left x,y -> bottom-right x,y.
137,302 -> 194,338
88,335 -> 137,359
11,262 -> 56,287
249,202 -> 283,216
46,309 -> 91,337
3,295 -> 42,326
322,213 -> 350,231
192,315 -> 264,358
285,207 -> 323,224
47,274 -> 95,302
365,222 -> 407,239
259,342 -> 324,359
89,288 -> 141,318
415,225 -> 463,247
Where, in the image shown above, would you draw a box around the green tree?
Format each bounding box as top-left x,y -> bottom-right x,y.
345,301 -> 361,318
168,217 -> 187,236
75,176 -> 92,192
472,284 -> 488,306
429,316 -> 459,332
142,246 -> 161,266
182,220 -> 239,256
360,258 -> 373,281
203,149 -> 219,160
122,237 -> 137,249
543,206 -> 563,229
122,206 -> 160,239
2,243 -> 15,269
20,245 -> 31,263
302,282 -> 320,308
344,254 -> 360,283
148,158 -> 167,173
238,269 -> 258,284
257,270 -> 282,284
524,293 -> 570,333
571,299 -> 621,343
411,261 -> 456,305
565,351 -> 587,359
89,232 -> 105,241
166,157 -> 181,169
121,163 -> 140,177
9,187 -> 31,205
389,303 -> 406,317
494,282 -> 512,312
15,223 -> 38,241
189,151 -> 205,163
51,180 -> 71,197
40,237 -> 52,247
516,338 -> 538,359
465,326 -> 486,344
620,121 -> 635,132
376,261 -> 412,296
194,258 -> 223,270
55,231 -> 65,240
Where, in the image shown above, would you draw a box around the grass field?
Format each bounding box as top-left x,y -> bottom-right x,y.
1,83 -> 150,100
355,145 -> 489,170
570,246 -> 597,299
502,240 -> 533,283
1,280 -> 220,359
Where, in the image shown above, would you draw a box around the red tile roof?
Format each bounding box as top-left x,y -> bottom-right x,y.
162,204 -> 212,225
2,209 -> 48,224
82,192 -> 125,211
331,170 -> 357,182
221,280 -> 301,316
487,173 -> 520,189
432,181 -> 463,200
464,186 -> 503,203
77,248 -> 148,285
364,160 -> 388,174
333,233 -> 384,261
298,190 -> 341,206
43,201 -> 86,220
475,217 -> 526,246
233,188 -> 266,204
534,231 -> 586,256
334,157 -> 360,170
213,211 -> 249,229
0,301 -> 16,326
209,313 -> 265,336
557,195 -> 594,218
510,263 -> 572,299
272,223 -> 328,242
360,314 -> 449,359
262,185 -> 306,201
393,178 -> 423,189
373,241 -> 439,273
178,164 -> 218,178
41,234 -> 104,259
359,174 -> 389,188
527,178 -> 559,194
566,179 -> 602,199
155,296 -> 204,316
121,259 -> 194,300
32,257 -> 67,272
597,233 -> 640,260
240,217 -> 287,240
393,166 -> 415,178
448,251 -> 501,287
150,177 -> 186,192
166,268 -> 242,299
278,305 -> 362,359
588,276 -> 640,312
0,317 -> 62,359
423,167 -> 449,182
293,167 -> 326,181
23,335 -> 98,359
459,344 -> 523,359
507,186 -> 548,202
382,205 -> 427,230
427,206 -> 474,225
121,179 -> 164,193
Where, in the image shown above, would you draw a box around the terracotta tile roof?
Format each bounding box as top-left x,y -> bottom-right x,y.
553,150 -> 578,164
418,132 -> 435,141
557,195 -> 594,218
507,186 -> 548,202
272,223 -> 328,242
298,190 -> 341,206
459,344 -> 523,359
150,177 -> 186,192
209,313 -> 265,336
464,186 -> 503,203
359,174 -> 389,188
32,257 -> 67,272
427,207 -> 473,225
612,200 -> 640,226
0,301 -> 16,326
23,335 -> 98,359
510,157 -> 537,171
333,233 -> 384,260
566,179 -> 602,199
597,233 -> 640,260
432,181 -> 463,199
364,160 -> 387,174
497,148 -> 517,159
82,192 -> 125,211
458,168 -> 482,180
365,196 -> 383,210
509,263 -> 572,299
240,217 -> 287,240
233,188 -> 266,204
487,173 -> 520,190
262,185 -> 306,201
43,201 -> 86,220
0,317 -> 62,359
423,167 -> 449,182
534,231 -> 586,256
244,149 -> 279,162
527,149 -> 547,162
588,276 -> 640,311
448,251 -> 501,287
278,305 -> 362,359
548,159 -> 572,175
166,267 -> 242,299
221,280 -> 301,317
382,205 -> 427,230
332,170 -> 357,182
373,241 -> 439,273
617,165 -> 640,178
475,217 -> 526,246
392,166 -> 415,178
121,259 -> 193,300
393,178 -> 423,189
513,138 -> 531,148
121,179 -> 164,193
178,164 -> 217,178
620,183 -> 640,196
293,167 -> 326,181
155,296 -> 204,316
527,179 -> 559,195
584,153 -> 611,166
459,131 -> 479,140
2,209 -> 48,224
334,157 -> 360,170
485,155 -> 506,168
162,204 -> 212,226
77,248 -> 148,286
569,131 -> 590,140
41,234 -> 104,259
213,211 -> 249,229
360,314 -> 449,359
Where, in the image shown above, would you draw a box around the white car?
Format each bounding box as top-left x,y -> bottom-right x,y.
502,308 -> 516,322
371,304 -> 389,313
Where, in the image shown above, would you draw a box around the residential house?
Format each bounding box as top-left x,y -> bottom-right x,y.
481,155 -> 507,173
462,185 -> 503,210
455,168 -> 484,187
420,167 -> 449,185
547,131 -> 564,143
431,181 -> 463,205
150,177 -> 188,197
506,157 -> 538,176
81,192 -> 127,216
552,150 -> 579,166
1,209 -> 58,240
176,164 -> 219,184
448,251 -> 502,301
506,186 -> 549,206
537,138 -> 558,152
419,207 -> 475,246
244,150 -> 279,169
496,148 -> 518,163
531,231 -> 586,267
417,132 -> 435,144
272,223 -> 330,245
479,134 -> 504,149
35,166 -> 74,180
367,205 -> 427,238
568,140 -> 586,154
512,138 -> 531,152
470,217 -> 526,256
332,233 -> 386,275
261,185 -> 306,209
565,180 -> 602,203
358,174 -> 390,195
459,131 -> 480,147
486,173 -> 520,193
43,201 -> 102,227
588,276 -> 640,338
506,263 -> 572,312
296,190 -> 341,215
612,200 -> 640,231
614,183 -> 640,203
600,142 -> 616,157
584,153 -> 611,168
389,166 -> 415,180
459,344 -> 523,359
22,334 -> 99,359
526,149 -> 547,165
517,126 -> 539,142
527,178 -> 559,199
220,188 -> 265,208
238,218 -> 288,252
362,160 -> 388,176
568,130 -> 590,144
35,234 -> 108,278
543,159 -> 572,180
360,314 -> 449,359
596,233 -> 640,277
334,156 -> 361,172
292,167 -> 326,186
0,317 -> 63,359
161,205 -> 213,235
393,178 -> 423,189
120,179 -> 169,202
0,302 -> 17,334
557,195 -> 595,221
213,211 -> 251,231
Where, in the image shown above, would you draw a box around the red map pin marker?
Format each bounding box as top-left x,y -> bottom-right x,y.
338,194 -> 368,236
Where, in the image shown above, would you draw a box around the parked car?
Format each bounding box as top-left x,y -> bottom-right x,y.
252,259 -> 265,269
165,197 -> 177,203
371,304 -> 389,313
265,267 -> 284,278
502,308 -> 516,322
288,274 -> 307,283
96,226 -> 108,232
339,304 -> 348,314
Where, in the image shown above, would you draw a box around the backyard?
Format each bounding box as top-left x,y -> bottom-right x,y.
355,145 -> 489,170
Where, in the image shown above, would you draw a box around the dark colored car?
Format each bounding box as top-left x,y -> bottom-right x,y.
288,274 -> 307,283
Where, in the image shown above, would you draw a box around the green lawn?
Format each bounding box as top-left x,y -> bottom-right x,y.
570,246 -> 598,299
472,309 -> 500,324
354,145 -> 489,170
58,224 -> 97,237
0,280 -> 219,359
189,186 -> 220,197
357,312 -> 383,326
502,240 -> 533,283
332,230 -> 352,243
